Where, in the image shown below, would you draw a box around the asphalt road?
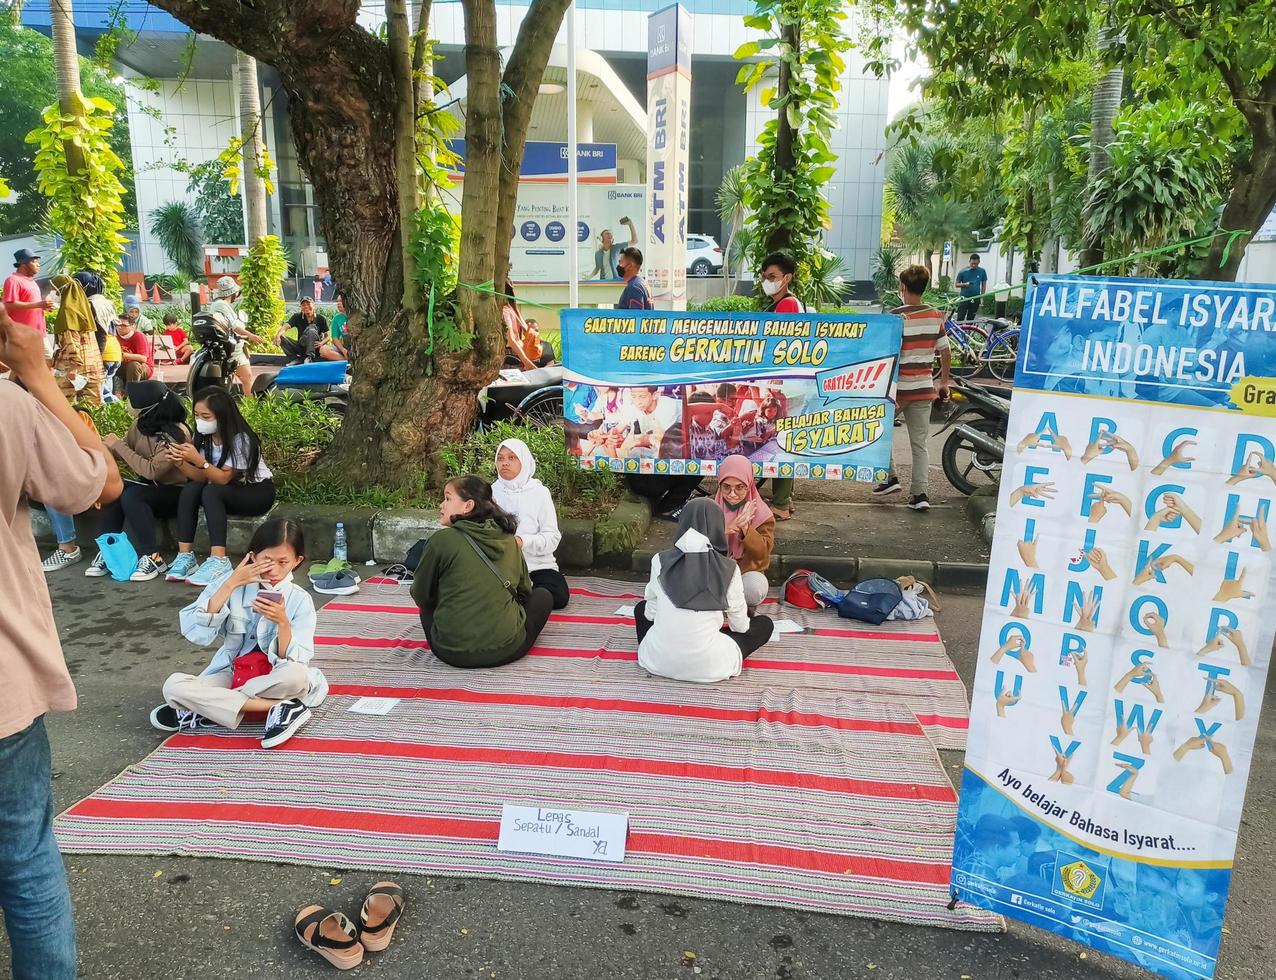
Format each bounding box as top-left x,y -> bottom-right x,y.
2,572 -> 1272,980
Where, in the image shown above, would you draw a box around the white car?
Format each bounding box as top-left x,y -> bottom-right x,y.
687,235 -> 724,276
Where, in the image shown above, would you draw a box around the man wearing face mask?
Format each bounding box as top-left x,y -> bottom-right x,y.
615,246 -> 654,311
758,252 -> 804,519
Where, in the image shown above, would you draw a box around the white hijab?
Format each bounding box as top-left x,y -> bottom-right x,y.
493,438 -> 543,506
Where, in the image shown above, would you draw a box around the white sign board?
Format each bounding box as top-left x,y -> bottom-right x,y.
497,804 -> 629,862
646,4 -> 692,310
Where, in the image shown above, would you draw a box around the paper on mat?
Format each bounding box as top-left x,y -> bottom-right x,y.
498,804 -> 628,862
614,605 -> 635,617
772,619 -> 806,634
348,697 -> 399,715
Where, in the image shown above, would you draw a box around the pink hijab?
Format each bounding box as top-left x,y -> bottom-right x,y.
714,454 -> 772,560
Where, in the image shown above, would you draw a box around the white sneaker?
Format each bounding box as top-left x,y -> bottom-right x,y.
131,553 -> 169,582
84,553 -> 109,577
42,547 -> 82,573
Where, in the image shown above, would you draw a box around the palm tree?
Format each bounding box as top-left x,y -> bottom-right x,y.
149,201 -> 206,277
715,165 -> 747,295
1079,22 -> 1124,268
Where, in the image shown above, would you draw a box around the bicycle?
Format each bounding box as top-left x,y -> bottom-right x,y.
934,315 -> 1019,382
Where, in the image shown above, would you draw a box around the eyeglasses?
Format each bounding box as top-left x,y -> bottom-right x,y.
720,481 -> 749,497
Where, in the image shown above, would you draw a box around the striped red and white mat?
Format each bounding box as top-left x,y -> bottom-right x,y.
55,576 -> 995,931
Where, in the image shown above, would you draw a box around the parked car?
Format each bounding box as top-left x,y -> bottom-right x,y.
687,235 -> 724,276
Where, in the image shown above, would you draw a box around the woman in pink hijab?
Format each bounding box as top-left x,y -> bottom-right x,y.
713,454 -> 775,611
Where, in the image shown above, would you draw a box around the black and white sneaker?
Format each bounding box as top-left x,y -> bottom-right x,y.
873,476 -> 902,496
131,553 -> 168,582
907,494 -> 932,511
150,703 -> 181,732
261,698 -> 312,749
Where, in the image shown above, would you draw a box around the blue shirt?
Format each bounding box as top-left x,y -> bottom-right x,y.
956,266 -> 988,298
563,383 -> 597,423
617,277 -> 654,310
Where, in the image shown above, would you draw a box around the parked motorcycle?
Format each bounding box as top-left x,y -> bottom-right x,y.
185,309 -> 243,398
477,365 -> 564,427
939,377 -> 1010,495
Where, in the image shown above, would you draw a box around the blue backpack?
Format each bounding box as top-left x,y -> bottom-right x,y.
836,578 -> 904,625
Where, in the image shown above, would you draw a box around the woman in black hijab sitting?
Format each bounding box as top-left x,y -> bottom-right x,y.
634,498 -> 774,683
84,380 -> 193,582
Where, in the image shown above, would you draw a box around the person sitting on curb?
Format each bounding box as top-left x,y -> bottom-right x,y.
164,387 -> 277,587
151,518 -> 326,750
635,498 -> 775,683
81,380 -> 192,582
492,438 -> 570,610
161,312 -> 194,363
275,296 -> 328,364
713,454 -> 775,613
410,475 -> 554,668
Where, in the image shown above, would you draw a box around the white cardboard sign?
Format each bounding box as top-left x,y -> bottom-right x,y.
497,804 -> 629,862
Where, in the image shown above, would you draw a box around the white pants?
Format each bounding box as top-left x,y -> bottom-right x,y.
741,570 -> 769,610
162,662 -> 310,730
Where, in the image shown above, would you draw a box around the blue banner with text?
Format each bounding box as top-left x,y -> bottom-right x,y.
560,308 -> 903,481
954,275 -> 1276,979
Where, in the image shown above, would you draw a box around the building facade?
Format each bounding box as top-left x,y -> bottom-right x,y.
26,0 -> 888,290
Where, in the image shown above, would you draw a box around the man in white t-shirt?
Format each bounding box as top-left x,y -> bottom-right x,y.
622,386 -> 680,457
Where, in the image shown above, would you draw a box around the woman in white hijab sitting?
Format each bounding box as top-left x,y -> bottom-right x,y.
635,498 -> 775,683
492,437 -> 570,609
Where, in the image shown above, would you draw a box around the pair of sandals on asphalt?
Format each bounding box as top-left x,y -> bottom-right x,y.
295,881 -> 405,969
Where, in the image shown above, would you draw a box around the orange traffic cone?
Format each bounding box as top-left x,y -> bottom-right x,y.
200,284 -> 209,303
134,284 -> 146,306
152,283 -> 163,304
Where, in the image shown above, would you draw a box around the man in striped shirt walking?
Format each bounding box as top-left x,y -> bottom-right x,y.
874,264 -> 951,510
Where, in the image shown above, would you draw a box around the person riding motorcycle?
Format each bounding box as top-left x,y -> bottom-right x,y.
207,275 -> 265,395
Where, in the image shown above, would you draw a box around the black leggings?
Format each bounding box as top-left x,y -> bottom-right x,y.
97,482 -> 184,556
531,568 -> 570,610
177,479 -> 276,548
420,588 -> 554,669
633,600 -> 774,659
625,475 -> 703,517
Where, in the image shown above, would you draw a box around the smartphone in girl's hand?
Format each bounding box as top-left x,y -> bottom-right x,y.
257,589 -> 284,606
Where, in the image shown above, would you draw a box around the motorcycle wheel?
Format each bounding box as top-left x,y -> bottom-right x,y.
942,417 -> 1005,496
516,388 -> 564,427
186,351 -> 228,400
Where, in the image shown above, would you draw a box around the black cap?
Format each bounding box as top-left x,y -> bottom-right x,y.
13,248 -> 40,267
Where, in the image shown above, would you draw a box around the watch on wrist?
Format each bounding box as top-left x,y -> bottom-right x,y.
201,461 -> 211,470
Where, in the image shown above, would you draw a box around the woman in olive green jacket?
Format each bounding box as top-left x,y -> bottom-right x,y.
410,475 -> 554,668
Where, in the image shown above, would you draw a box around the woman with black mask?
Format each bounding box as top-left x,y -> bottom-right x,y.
83,380 -> 193,582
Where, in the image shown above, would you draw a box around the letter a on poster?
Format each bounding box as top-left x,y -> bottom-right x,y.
952,275 -> 1276,980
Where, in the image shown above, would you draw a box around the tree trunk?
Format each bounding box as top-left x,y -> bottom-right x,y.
236,51 -> 269,244
492,0 -> 574,294
387,0 -> 422,310
765,19 -> 800,257
412,0 -> 435,193
1079,26 -> 1123,270
1202,76 -> 1276,281
149,0 -> 572,490
50,0 -> 86,174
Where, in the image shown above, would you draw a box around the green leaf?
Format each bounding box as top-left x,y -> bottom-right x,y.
734,41 -> 762,60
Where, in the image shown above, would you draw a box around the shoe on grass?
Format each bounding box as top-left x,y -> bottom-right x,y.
872,476 -> 902,497
42,547 -> 82,573
84,553 -> 109,578
166,552 -> 199,583
131,553 -> 169,582
262,699 -> 312,749
186,555 -> 233,588
312,570 -> 360,596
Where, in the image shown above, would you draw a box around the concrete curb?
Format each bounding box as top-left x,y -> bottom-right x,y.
29,497 -> 620,570
593,493 -> 653,568
628,547 -> 987,590
965,486 -> 999,547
